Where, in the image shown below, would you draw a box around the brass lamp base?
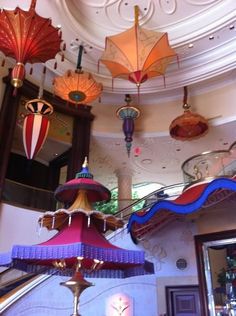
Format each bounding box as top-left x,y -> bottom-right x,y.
60,272 -> 93,316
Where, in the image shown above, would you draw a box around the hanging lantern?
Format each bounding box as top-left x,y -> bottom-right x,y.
169,86 -> 209,141
54,45 -> 102,105
23,99 -> 53,159
0,0 -> 63,88
100,5 -> 177,94
116,95 -> 140,157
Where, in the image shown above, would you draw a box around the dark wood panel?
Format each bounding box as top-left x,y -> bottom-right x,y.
166,285 -> 200,316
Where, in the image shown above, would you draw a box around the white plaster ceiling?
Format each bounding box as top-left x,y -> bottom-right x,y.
1,0 -> 236,189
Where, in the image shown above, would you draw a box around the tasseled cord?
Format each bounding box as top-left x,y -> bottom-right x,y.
38,66 -> 47,99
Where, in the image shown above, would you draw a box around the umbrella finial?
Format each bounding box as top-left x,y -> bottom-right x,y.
75,158 -> 93,179
30,0 -> 37,11
83,157 -> 88,168
76,45 -> 84,71
134,5 -> 139,26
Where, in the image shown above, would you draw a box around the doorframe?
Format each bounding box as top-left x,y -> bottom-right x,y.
165,285 -> 200,316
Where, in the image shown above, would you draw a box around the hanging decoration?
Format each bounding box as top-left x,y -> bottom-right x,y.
53,44 -> 102,105
116,94 -> 140,157
23,99 -> 53,160
0,0 -> 63,89
23,68 -> 53,160
169,86 -> 209,141
100,5 -> 177,94
0,158 -> 153,315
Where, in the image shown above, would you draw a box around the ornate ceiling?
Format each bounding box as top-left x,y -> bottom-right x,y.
1,0 -> 236,188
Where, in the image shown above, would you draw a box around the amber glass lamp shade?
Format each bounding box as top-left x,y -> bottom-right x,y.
169,103 -> 209,141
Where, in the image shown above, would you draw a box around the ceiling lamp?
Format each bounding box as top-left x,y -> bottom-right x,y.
0,0 -> 63,89
169,86 -> 209,141
116,94 -> 140,157
53,45 -> 102,105
100,5 -> 177,93
0,159 -> 153,315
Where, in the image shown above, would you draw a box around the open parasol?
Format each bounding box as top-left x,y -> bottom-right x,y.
100,5 -> 177,93
0,0 -> 63,89
53,45 -> 102,105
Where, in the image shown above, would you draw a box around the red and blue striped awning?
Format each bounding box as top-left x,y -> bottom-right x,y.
128,177 -> 236,240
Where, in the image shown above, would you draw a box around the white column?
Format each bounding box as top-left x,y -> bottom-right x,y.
115,168 -> 132,218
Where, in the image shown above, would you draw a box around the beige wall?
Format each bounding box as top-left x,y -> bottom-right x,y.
0,203 -> 56,253
91,82 -> 236,134
196,206 -> 236,234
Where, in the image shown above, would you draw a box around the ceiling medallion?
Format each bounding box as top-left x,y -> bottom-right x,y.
169,86 -> 209,141
141,159 -> 152,165
100,5 -> 177,95
116,94 -> 140,157
54,45 -> 102,105
0,0 -> 63,90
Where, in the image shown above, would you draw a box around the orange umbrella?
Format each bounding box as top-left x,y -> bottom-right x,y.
100,6 -> 177,90
54,45 -> 102,105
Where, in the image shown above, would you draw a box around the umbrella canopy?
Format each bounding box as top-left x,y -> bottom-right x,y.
8,213 -> 153,278
53,45 -> 102,105
54,158 -> 111,206
100,5 -> 177,88
0,0 -> 62,88
53,70 -> 103,105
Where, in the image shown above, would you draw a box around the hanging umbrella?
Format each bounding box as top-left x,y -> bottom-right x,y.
23,98 -> 53,160
0,0 -> 63,88
54,45 -> 102,105
100,5 -> 177,92
169,86 -> 209,141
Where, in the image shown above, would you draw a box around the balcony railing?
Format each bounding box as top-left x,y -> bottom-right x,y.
2,179 -> 56,212
181,142 -> 236,186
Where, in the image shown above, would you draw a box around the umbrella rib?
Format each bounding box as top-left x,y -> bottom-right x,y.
102,38 -> 135,73
142,33 -> 176,74
135,24 -> 139,71
82,80 -> 99,98
2,11 -> 20,60
24,16 -> 57,62
62,75 -> 74,100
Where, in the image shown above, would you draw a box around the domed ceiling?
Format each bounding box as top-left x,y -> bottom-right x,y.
1,0 -> 236,188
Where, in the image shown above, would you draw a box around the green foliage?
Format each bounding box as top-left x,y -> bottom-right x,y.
93,189 -> 118,214
217,267 -> 227,287
93,188 -> 145,214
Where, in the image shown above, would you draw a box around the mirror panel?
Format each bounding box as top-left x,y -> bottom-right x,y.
195,230 -> 236,316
